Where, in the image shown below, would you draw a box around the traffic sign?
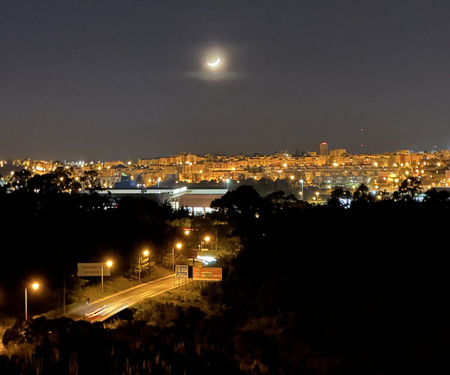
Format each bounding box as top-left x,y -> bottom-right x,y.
175,265 -> 189,279
77,263 -> 111,277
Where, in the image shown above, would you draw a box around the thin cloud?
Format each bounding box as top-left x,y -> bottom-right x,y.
186,70 -> 241,81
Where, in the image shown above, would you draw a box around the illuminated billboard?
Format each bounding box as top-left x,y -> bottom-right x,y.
192,267 -> 222,281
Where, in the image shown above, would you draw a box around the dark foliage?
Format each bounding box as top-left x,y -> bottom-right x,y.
1,184 -> 449,374
0,190 -> 180,316
207,189 -> 450,374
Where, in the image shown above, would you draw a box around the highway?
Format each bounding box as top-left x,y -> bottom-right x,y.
65,275 -> 190,323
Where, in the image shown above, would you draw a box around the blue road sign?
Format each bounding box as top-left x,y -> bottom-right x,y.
175,265 -> 189,278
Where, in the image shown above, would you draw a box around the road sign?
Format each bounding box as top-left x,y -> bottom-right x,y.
77,263 -> 111,277
192,267 -> 222,281
175,265 -> 189,279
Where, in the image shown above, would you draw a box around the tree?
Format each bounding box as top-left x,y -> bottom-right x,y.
8,169 -> 31,190
81,170 -> 102,191
0,173 -> 6,193
351,184 -> 374,206
393,177 -> 422,201
210,185 -> 265,218
27,169 -> 79,194
328,187 -> 351,208
266,191 -> 307,210
423,188 -> 450,208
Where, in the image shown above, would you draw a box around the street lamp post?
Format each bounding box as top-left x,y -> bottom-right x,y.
101,260 -> 113,296
299,179 -> 304,200
172,242 -> 182,272
25,282 -> 39,321
200,235 -> 211,251
138,249 -> 150,284
24,288 -> 27,321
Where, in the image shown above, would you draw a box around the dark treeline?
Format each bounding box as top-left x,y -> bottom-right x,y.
1,182 -> 450,374
209,185 -> 450,374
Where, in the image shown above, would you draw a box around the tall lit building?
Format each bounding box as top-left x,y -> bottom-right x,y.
320,142 -> 329,155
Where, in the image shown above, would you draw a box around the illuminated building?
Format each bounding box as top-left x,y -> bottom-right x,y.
320,142 -> 329,156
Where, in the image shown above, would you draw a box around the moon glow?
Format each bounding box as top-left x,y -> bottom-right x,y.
207,57 -> 221,68
201,47 -> 227,75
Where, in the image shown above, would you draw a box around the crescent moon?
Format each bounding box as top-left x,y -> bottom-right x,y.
207,57 -> 221,68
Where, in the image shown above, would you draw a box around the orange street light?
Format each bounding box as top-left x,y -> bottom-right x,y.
102,260 -> 114,295
173,242 -> 183,271
25,282 -> 40,321
200,235 -> 211,251
139,250 -> 150,284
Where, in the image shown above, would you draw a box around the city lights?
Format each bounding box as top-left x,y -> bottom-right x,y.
2,147 -> 449,208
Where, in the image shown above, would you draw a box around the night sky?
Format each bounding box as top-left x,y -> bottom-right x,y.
1,1 -> 449,161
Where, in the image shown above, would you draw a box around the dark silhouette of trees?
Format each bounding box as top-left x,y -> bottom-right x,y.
328,187 -> 351,208
351,183 -> 374,204
211,185 -> 265,218
8,169 -> 32,190
236,177 -> 299,197
423,188 -> 450,208
206,193 -> 450,374
2,182 -> 450,375
7,167 -> 81,194
393,177 -> 423,201
80,170 -> 102,191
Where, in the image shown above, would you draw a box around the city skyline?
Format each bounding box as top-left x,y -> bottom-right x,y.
1,1 -> 449,160
3,147 -> 449,194
1,142 -> 449,164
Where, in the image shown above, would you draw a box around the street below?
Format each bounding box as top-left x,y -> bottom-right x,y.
65,275 -> 190,323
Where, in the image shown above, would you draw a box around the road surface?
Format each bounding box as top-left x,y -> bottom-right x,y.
65,275 -> 190,322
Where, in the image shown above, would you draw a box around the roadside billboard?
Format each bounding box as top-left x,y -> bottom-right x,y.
77,263 -> 111,277
192,267 -> 222,281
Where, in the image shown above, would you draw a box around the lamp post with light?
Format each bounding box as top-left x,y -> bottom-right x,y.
200,235 -> 211,251
299,179 -> 304,200
101,260 -> 113,295
172,242 -> 182,272
25,282 -> 39,321
138,250 -> 150,284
